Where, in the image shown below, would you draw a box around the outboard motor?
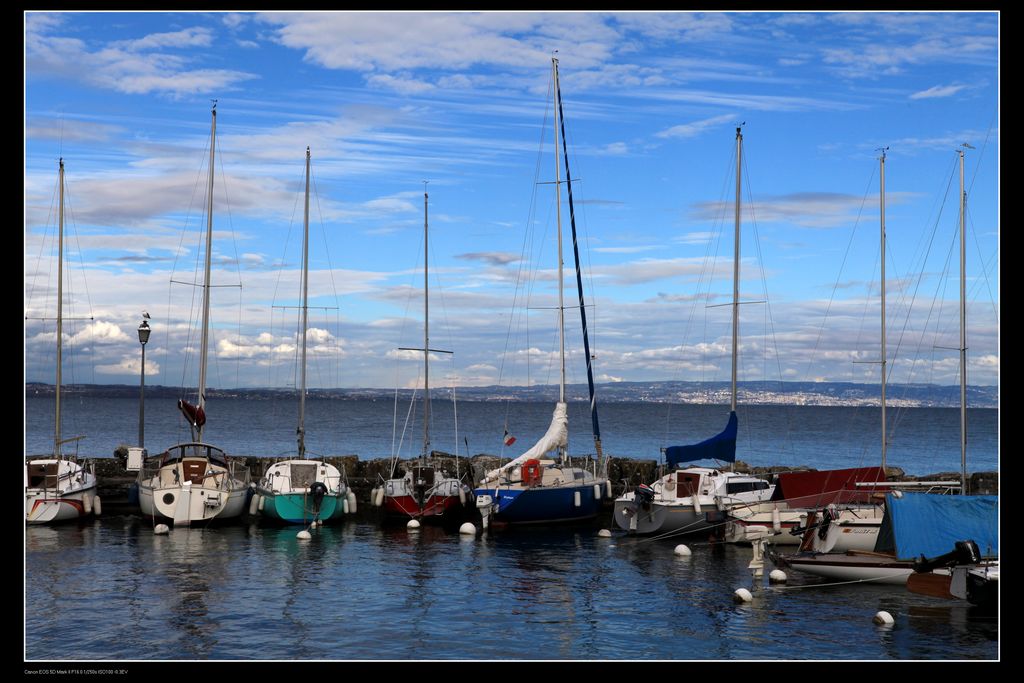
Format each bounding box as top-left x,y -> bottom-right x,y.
913,539 -> 982,573
635,483 -> 656,508
309,481 -> 328,516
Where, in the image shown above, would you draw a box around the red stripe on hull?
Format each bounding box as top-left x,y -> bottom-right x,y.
30,498 -> 86,516
383,494 -> 463,520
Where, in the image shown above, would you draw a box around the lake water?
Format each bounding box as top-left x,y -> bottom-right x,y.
25,396 -> 999,476
25,517 -> 998,663
23,397 -> 1000,663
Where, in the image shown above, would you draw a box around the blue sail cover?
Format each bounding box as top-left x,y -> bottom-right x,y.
665,411 -> 738,467
886,492 -> 998,561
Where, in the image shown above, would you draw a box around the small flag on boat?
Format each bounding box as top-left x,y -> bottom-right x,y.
503,429 -> 516,447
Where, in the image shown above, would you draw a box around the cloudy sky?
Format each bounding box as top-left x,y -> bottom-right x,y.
24,11 -> 999,393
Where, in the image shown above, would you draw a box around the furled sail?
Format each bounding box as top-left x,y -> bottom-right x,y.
664,410 -> 737,467
483,402 -> 568,483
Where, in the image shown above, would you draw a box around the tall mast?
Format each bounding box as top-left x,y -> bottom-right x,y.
958,144 -> 971,493
55,158 -> 64,457
731,127 -> 742,413
554,56 -> 603,468
196,102 -> 217,441
422,187 -> 431,460
552,56 -> 567,462
879,148 -> 888,472
298,147 -> 310,458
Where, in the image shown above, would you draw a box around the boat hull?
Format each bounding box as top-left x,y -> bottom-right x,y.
477,484 -> 601,525
775,551 -> 914,585
139,483 -> 248,526
613,499 -> 721,536
256,490 -> 345,524
382,492 -> 469,522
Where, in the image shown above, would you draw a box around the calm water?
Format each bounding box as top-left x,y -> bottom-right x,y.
25,396 -> 998,476
25,517 -> 998,661
24,397 -> 1000,662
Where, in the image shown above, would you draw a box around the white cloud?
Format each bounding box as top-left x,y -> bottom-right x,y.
655,114 -> 734,139
909,84 -> 968,100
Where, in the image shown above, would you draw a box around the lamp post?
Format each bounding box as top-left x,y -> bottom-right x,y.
137,317 -> 151,449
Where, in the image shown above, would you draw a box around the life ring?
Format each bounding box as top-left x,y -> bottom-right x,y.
522,459 -> 542,486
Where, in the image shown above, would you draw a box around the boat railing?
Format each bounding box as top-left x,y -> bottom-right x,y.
856,481 -> 962,494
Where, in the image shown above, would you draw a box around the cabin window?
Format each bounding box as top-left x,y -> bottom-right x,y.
726,481 -> 770,494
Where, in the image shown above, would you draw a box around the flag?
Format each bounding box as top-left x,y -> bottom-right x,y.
503,429 -> 516,447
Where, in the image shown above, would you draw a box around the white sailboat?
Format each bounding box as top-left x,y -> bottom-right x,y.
473,56 -> 609,526
774,145 -> 988,584
252,147 -> 352,525
613,127 -> 774,537
25,158 -> 100,525
136,104 -> 250,526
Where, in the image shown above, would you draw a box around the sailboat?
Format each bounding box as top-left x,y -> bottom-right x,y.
772,145 -> 992,584
378,189 -> 476,524
726,151 -> 898,547
25,158 -> 100,525
252,148 -> 352,525
612,127 -> 775,537
473,57 -> 609,526
136,104 -> 251,526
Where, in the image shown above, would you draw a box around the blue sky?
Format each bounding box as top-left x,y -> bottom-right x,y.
24,11 -> 999,393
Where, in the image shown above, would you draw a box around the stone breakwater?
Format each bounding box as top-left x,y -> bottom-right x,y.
78,451 -> 997,516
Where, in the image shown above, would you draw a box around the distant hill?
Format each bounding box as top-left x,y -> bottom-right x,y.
25,380 -> 998,408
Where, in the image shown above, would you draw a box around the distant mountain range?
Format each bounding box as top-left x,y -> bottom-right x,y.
25,380 -> 998,408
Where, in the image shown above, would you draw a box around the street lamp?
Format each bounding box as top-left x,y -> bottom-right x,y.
137,316 -> 151,449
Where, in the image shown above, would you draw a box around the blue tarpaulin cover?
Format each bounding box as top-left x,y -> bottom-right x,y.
884,492 -> 998,561
665,411 -> 737,467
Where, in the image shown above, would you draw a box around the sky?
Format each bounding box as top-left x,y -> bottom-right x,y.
24,10 -> 1000,394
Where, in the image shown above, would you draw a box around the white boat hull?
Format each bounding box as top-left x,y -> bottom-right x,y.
779,552 -> 914,586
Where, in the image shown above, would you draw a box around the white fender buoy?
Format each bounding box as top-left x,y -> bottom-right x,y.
370,487 -> 380,507
407,519 -> 421,530
83,495 -> 92,516
593,483 -> 601,500
347,491 -> 357,514
771,507 -> 781,533
606,480 -> 613,498
458,487 -> 467,506
249,495 -> 260,517
297,529 -> 312,540
598,529 -> 612,538
373,487 -> 385,507
574,491 -> 581,508
733,588 -> 753,603
92,496 -> 101,516
342,498 -> 348,515
873,611 -> 894,625
153,524 -> 170,535
674,544 -> 692,556
769,569 -> 788,584
459,522 -> 476,535
257,495 -> 265,512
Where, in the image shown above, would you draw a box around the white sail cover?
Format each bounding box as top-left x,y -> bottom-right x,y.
483,402 -> 568,483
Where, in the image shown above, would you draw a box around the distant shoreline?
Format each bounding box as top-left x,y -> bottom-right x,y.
25,380 -> 999,409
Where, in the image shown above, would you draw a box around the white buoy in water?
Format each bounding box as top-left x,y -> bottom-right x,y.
154,524 -> 170,535
769,569 -> 788,584
873,611 -> 894,625
459,522 -> 477,535
297,529 -> 312,540
733,588 -> 753,603
93,496 -> 102,516
347,491 -> 357,514
407,519 -> 421,530
674,544 -> 692,556
598,529 -> 613,538
249,495 -> 260,516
